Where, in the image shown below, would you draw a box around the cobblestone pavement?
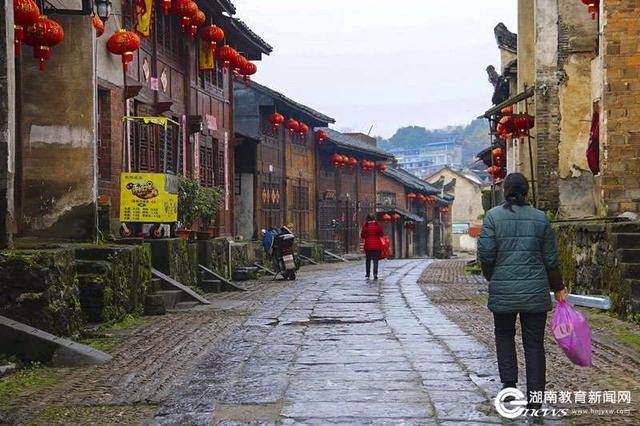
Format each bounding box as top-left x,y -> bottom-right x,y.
1,263 -> 346,426
152,259 -> 506,425
419,259 -> 640,426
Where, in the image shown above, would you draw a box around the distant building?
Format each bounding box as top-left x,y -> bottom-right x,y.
388,139 -> 463,179
425,166 -> 489,253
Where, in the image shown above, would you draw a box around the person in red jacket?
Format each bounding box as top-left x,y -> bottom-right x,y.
360,214 -> 384,280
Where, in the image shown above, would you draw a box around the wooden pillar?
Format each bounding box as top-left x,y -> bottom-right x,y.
0,1 -> 15,247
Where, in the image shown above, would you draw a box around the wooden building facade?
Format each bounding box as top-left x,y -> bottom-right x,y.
97,0 -> 271,236
315,129 -> 393,253
234,82 -> 335,240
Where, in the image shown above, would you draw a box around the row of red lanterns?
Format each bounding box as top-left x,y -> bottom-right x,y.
268,113 -> 312,138
14,0 -> 65,71
328,155 -> 387,174
382,213 -> 401,223
497,112 -> 535,141
407,193 -> 438,205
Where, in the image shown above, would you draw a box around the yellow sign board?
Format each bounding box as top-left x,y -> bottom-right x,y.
120,173 -> 178,223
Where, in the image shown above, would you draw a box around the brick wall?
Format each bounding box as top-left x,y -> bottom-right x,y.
601,0 -> 640,214
376,175 -> 406,209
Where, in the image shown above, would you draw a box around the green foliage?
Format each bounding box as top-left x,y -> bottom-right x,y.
177,177 -> 224,228
0,363 -> 59,402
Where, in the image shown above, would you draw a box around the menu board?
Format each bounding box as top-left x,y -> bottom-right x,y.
120,173 -> 178,223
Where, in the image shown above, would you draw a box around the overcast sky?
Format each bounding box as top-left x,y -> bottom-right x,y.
232,1 -> 518,138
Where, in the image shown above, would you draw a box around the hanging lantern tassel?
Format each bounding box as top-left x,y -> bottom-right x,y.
189,9 -> 206,41
218,45 -> 237,74
201,25 -> 224,69
161,0 -> 172,15
107,29 -> 141,74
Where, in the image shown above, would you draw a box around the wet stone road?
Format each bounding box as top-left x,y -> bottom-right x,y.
152,260 -> 505,425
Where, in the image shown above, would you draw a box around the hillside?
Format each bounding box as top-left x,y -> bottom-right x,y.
377,119 -> 489,164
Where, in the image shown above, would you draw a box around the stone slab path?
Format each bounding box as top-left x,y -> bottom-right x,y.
152,260 -> 504,425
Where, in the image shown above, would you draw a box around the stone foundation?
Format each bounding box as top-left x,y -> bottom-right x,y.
554,221 -> 640,321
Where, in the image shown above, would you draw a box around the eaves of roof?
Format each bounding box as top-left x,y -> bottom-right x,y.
317,128 -> 394,160
243,81 -> 335,124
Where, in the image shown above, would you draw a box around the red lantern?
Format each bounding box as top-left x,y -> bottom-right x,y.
487,166 -> 499,176
173,0 -> 198,33
349,157 -> 357,167
418,194 -> 427,203
270,113 -> 284,131
378,163 -> 388,174
501,105 -> 513,115
14,0 -> 40,56
201,25 -> 224,55
513,115 -> 535,136
316,129 -> 327,144
189,8 -> 206,40
330,153 -> 342,167
232,53 -> 247,75
429,196 -> 437,204
407,192 -> 417,200
161,0 -> 172,15
492,148 -> 504,161
439,207 -> 449,214
298,123 -> 309,138
382,214 -> 392,223
92,15 -> 104,38
286,119 -> 299,135
581,0 -> 599,19
23,16 -> 64,72
218,45 -> 237,73
107,29 -> 140,73
392,213 -> 401,222
241,61 -> 257,85
497,116 -> 516,137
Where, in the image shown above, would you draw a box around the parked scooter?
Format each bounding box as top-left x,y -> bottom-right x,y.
261,226 -> 300,280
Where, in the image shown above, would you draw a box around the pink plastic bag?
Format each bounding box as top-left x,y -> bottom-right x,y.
550,301 -> 593,367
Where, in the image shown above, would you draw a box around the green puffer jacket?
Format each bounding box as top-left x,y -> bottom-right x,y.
478,204 -> 560,313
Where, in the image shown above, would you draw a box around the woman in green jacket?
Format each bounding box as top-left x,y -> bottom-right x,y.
478,173 -> 568,410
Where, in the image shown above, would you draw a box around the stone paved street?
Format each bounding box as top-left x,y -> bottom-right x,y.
153,260 -> 503,425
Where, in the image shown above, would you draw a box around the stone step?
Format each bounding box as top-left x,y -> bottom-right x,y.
620,263 -> 640,280
618,249 -> 640,263
150,277 -> 163,292
155,290 -> 182,309
144,294 -> 166,316
612,233 -> 640,249
200,279 -> 222,293
232,267 -> 258,281
172,301 -> 199,311
610,222 -> 640,234
629,279 -> 640,298
74,260 -> 111,275
74,247 -> 122,261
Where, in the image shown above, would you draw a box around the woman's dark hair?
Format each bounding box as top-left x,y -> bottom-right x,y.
366,214 -> 376,221
503,173 -> 529,211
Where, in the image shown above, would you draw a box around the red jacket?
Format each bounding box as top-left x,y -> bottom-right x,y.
361,221 -> 384,251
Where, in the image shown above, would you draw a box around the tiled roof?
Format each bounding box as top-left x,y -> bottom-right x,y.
231,17 -> 273,54
385,166 -> 439,195
494,23 -> 517,53
244,81 -> 335,124
317,128 -> 393,160
216,0 -> 236,15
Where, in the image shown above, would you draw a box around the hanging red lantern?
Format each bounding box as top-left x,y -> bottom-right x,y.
392,213 -> 401,222
201,25 -> 224,55
330,153 -> 342,167
173,0 -> 198,33
189,8 -> 206,40
232,53 -> 247,76
492,147 -> 504,161
14,0 -> 40,56
497,116 -> 516,137
487,165 -> 499,176
286,119 -> 299,135
106,29 -> 140,73
513,115 -> 535,136
92,15 -> 105,38
218,45 -> 237,73
407,192 -> 417,200
418,194 -> 427,203
316,129 -> 327,144
23,16 -> 64,72
161,0 -> 172,15
298,123 -> 309,138
382,214 -> 392,223
269,112 -> 284,131
501,105 -> 513,115
439,207 -> 449,214
581,0 -> 599,19
378,163 -> 388,174
241,61 -> 257,85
